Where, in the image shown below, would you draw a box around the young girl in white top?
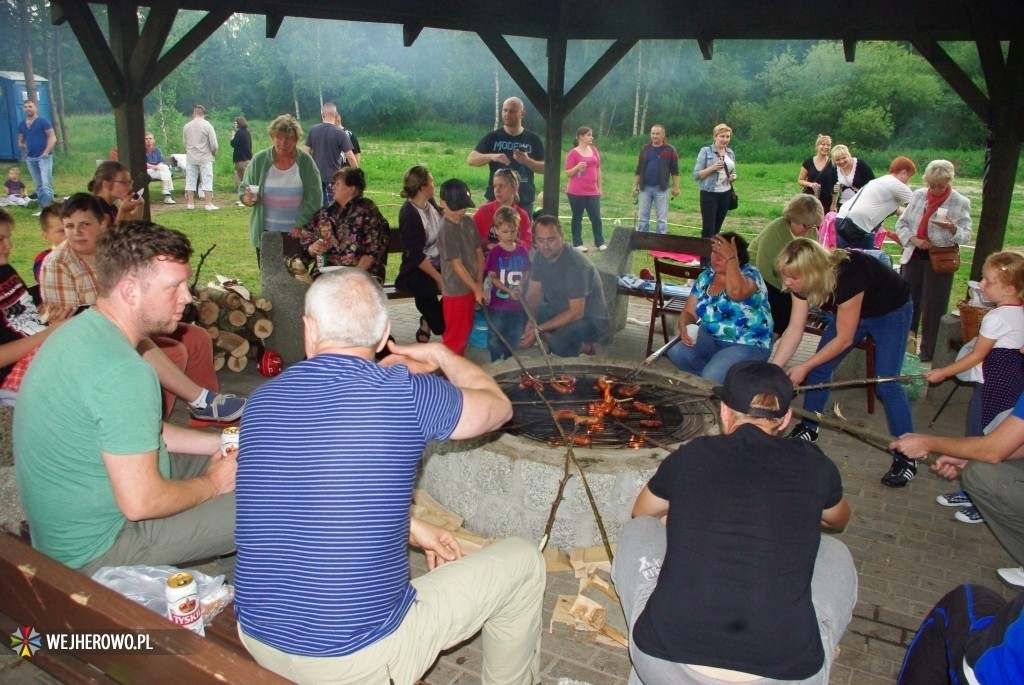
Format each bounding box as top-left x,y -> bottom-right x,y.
925,251 -> 1024,523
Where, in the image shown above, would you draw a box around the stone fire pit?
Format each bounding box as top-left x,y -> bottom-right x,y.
416,357 -> 719,550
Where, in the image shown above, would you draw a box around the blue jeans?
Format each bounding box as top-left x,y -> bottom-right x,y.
321,181 -> 333,208
699,189 -> 730,239
801,299 -> 914,439
637,186 -> 668,234
487,308 -> 526,361
538,304 -> 603,357
26,155 -> 53,207
666,329 -> 771,384
567,193 -> 604,247
835,229 -> 876,251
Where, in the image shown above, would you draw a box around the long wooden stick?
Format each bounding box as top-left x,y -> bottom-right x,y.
795,374 -> 927,394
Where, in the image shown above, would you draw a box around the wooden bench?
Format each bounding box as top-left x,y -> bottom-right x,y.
0,533 -> 287,684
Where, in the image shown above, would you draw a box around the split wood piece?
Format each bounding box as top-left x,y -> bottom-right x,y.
578,570 -> 628,641
254,297 -> 273,312
215,331 -> 250,358
225,309 -> 248,328
543,546 -> 572,573
413,489 -> 465,529
206,324 -> 220,341
226,355 -> 248,373
570,595 -> 606,629
202,286 -> 243,311
212,351 -> 226,372
570,543 -> 617,579
450,528 -> 492,555
197,299 -> 220,325
246,313 -> 274,340
550,594 -> 628,649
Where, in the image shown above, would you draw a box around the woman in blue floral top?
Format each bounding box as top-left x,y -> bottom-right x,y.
300,167 -> 390,284
666,232 -> 774,383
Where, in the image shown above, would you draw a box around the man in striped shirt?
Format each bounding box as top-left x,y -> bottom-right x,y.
235,267 -> 544,685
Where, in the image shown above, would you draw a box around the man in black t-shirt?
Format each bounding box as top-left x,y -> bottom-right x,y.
613,361 -> 857,684
467,97 -> 544,216
305,102 -> 355,207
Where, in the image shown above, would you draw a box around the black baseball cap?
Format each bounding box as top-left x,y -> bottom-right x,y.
713,361 -> 793,418
439,179 -> 475,211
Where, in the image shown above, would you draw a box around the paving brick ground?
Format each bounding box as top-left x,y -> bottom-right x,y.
3,298 -> 1017,684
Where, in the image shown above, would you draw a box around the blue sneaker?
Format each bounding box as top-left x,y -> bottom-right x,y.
190,393 -> 246,423
955,506 -> 984,524
937,489 -> 973,507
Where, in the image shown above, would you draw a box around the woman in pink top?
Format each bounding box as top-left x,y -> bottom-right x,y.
565,126 -> 604,252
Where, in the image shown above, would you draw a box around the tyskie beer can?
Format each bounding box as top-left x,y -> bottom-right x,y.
166,572 -> 205,636
221,426 -> 240,455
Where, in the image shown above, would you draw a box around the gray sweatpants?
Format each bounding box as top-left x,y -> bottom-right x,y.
611,517 -> 857,685
962,458 -> 1024,566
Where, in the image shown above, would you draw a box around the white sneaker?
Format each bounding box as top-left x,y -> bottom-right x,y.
163,195 -> 176,205
574,245 -> 588,253
597,244 -> 607,251
997,566 -> 1024,587
235,201 -> 246,207
205,204 -> 219,211
186,204 -> 195,210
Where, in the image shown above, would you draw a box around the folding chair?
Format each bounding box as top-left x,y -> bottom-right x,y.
645,258 -> 705,356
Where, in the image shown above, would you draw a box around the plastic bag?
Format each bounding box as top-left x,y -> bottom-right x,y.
901,353 -> 926,401
92,565 -> 234,627
954,337 -> 984,383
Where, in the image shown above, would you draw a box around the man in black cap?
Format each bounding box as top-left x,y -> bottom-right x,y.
612,361 -> 856,685
437,178 -> 484,356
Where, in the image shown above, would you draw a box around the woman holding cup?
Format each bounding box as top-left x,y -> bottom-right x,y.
693,123 -> 737,241
666,232 -> 774,383
894,159 -> 973,361
564,125 -> 605,252
240,114 -> 323,263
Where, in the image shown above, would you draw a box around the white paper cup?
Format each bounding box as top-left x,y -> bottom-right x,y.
936,208 -> 948,220
247,184 -> 259,199
685,324 -> 699,340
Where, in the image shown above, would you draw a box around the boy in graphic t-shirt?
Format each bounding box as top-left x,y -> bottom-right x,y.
484,206 -> 531,361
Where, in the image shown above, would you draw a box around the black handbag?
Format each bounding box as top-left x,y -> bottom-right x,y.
728,184 -> 738,211
834,217 -> 868,244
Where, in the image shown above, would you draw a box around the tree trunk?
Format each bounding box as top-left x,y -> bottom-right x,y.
53,21 -> 69,151
494,70 -> 500,130
639,90 -> 649,136
293,80 -> 300,121
38,0 -> 60,152
18,0 -> 38,103
632,42 -> 643,137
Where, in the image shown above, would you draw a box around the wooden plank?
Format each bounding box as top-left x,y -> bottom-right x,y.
0,535 -> 288,684
628,232 -> 712,259
542,546 -> 572,573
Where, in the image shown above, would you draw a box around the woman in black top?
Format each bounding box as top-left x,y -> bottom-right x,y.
772,238 -> 918,488
230,117 -> 253,200
797,134 -> 833,211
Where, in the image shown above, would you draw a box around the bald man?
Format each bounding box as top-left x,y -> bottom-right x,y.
467,97 -> 545,216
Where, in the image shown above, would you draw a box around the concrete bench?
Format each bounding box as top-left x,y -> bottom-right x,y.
0,533 -> 287,685
596,226 -> 712,335
260,228 -> 412,365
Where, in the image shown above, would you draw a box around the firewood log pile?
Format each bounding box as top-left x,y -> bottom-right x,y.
193,280 -> 274,373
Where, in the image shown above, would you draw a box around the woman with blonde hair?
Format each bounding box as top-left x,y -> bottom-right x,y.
240,114 -> 323,262
798,134 -> 834,210
825,144 -> 874,211
895,159 -> 973,361
773,238 -> 918,488
693,123 -> 736,242
748,193 -> 825,334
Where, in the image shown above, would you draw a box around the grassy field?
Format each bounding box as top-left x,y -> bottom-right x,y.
3,114 -> 1023,300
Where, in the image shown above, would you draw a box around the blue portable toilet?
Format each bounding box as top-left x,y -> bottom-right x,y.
0,72 -> 52,162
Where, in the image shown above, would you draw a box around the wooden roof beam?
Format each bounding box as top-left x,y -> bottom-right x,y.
403,23 -> 423,47
477,31 -> 549,114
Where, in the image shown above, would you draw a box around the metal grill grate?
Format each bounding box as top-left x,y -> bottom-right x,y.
494,365 -> 718,448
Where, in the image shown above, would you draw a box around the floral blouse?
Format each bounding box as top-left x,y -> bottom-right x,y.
301,196 -> 390,284
692,264 -> 774,349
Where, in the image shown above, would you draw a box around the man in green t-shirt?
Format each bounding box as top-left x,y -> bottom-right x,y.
14,222 -> 236,574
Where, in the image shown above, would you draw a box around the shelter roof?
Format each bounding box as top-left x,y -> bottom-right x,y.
84,0 -> 1024,41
